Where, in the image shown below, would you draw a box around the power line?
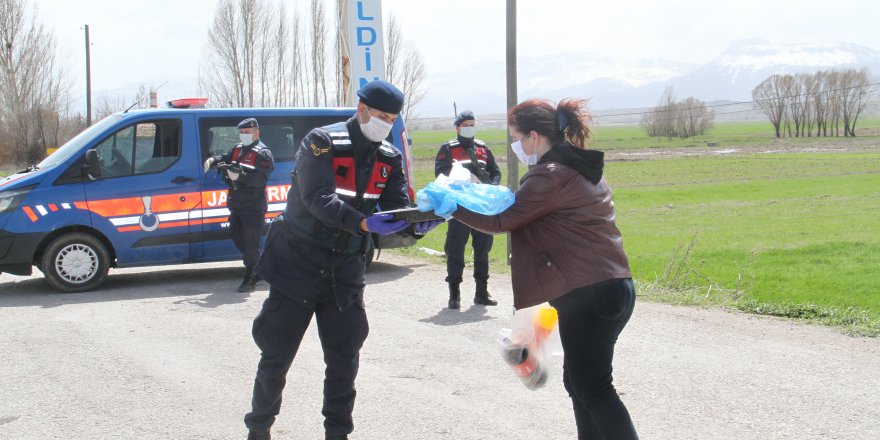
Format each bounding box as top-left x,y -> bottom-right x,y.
607,86 -> 880,125
593,81 -> 880,120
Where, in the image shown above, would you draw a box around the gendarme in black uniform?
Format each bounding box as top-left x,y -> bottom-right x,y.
245,81 -> 416,440
208,118 -> 274,292
434,110 -> 502,309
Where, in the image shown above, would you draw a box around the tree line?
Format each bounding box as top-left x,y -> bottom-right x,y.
640,87 -> 715,139
752,68 -> 876,138
0,0 -> 426,167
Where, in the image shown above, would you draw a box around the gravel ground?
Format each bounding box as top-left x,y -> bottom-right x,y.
1,254 -> 878,439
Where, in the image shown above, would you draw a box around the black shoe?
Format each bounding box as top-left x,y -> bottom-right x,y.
325,435 -> 348,440
474,280 -> 497,306
238,268 -> 258,292
474,294 -> 497,306
247,429 -> 270,440
447,282 -> 461,310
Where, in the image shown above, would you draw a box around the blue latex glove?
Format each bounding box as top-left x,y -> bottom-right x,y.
365,213 -> 409,236
413,219 -> 444,236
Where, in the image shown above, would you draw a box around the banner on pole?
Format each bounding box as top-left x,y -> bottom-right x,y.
347,0 -> 386,104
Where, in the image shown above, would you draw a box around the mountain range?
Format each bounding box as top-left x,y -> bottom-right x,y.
420,39 -> 880,118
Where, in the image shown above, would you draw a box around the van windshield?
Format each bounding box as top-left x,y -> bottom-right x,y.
37,115 -> 123,170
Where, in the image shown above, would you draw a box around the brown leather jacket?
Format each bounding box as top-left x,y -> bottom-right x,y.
453,143 -> 631,309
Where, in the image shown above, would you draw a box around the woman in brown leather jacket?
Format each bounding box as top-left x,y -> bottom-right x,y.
452,98 -> 639,439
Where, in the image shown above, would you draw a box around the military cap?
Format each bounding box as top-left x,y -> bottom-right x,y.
357,80 -> 405,114
454,110 -> 475,126
237,118 -> 259,129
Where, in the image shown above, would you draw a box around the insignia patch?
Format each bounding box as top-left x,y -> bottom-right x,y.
437,153 -> 447,160
310,143 -> 330,156
380,166 -> 389,178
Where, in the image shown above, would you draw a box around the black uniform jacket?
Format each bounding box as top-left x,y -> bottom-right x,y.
216,141 -> 275,214
434,136 -> 502,185
255,118 -> 411,309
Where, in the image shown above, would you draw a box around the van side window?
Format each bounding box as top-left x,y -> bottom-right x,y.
94,120 -> 182,178
199,116 -> 347,163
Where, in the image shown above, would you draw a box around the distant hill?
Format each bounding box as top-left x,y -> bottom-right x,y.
420,40 -> 880,119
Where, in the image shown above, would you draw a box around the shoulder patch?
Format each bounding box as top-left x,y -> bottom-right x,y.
310,142 -> 330,156
475,139 -> 488,147
378,142 -> 399,157
436,152 -> 447,160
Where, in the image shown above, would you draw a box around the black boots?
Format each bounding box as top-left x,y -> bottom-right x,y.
238,268 -> 259,292
247,429 -> 270,440
450,281 -> 497,308
474,279 -> 497,306
448,282 -> 461,309
325,434 -> 349,440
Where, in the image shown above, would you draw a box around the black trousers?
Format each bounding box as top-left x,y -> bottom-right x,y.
444,219 -> 493,283
244,287 -> 369,435
229,210 -> 264,269
549,278 -> 639,440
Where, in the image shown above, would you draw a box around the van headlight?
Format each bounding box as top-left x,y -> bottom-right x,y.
0,186 -> 34,214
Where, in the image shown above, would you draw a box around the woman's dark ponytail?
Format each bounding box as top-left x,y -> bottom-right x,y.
556,99 -> 591,148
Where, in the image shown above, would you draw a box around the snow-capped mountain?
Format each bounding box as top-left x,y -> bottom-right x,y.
420,40 -> 880,117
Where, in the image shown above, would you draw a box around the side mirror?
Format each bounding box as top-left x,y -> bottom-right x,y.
83,149 -> 101,180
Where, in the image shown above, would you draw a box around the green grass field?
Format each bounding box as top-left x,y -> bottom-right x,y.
406,121 -> 880,336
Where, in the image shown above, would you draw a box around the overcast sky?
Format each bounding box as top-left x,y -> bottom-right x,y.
36,0 -> 880,112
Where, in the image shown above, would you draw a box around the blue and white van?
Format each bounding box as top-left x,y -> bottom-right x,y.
0,101 -> 417,292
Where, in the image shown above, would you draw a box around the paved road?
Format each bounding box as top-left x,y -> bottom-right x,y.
1,254 -> 878,439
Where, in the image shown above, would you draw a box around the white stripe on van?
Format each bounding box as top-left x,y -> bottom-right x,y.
35,205 -> 48,216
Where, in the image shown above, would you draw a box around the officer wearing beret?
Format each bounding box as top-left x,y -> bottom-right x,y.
434,110 -> 502,309
204,118 -> 275,292
244,80 -> 441,440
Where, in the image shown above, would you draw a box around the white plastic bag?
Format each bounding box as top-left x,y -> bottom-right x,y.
496,304 -> 562,390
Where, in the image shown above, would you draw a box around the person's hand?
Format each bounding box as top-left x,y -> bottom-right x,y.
365,213 -> 409,236
412,219 -> 444,236
203,157 -> 215,173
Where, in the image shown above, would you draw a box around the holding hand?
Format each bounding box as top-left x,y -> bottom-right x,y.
412,219 -> 444,236
203,157 -> 215,173
364,213 -> 409,236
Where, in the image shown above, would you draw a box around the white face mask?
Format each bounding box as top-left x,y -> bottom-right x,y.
240,133 -> 255,145
459,126 -> 477,139
511,135 -> 538,166
359,108 -> 393,142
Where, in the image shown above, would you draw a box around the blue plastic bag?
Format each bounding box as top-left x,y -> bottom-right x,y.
416,179 -> 515,219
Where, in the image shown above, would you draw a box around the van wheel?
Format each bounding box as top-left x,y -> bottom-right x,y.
40,233 -> 110,293
365,247 -> 376,269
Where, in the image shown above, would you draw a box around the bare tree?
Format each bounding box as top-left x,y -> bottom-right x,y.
752,75 -> 788,138
385,13 -> 427,120
200,0 -> 282,108
0,0 -> 71,164
310,0 -> 328,106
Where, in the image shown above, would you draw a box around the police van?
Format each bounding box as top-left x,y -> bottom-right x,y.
0,99 -> 417,292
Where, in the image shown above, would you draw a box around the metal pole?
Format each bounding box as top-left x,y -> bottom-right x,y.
84,24 -> 92,125
505,0 -> 517,264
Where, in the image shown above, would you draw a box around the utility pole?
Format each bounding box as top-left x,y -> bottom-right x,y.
505,0 -> 517,264
453,101 -> 457,118
84,24 -> 92,125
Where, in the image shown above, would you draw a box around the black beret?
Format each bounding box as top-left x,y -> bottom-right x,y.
237,118 -> 258,129
454,110 -> 475,126
357,80 -> 405,114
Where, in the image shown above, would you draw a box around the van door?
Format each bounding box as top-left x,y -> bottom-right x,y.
196,114 -> 348,261
82,116 -> 202,266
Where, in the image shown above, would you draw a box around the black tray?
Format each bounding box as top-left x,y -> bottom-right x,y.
377,207 -> 445,222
